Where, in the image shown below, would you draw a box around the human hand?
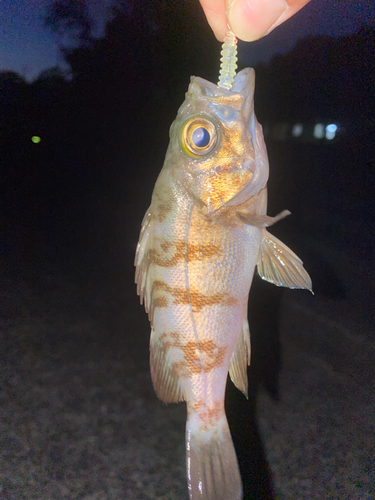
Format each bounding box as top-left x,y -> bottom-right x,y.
199,0 -> 312,42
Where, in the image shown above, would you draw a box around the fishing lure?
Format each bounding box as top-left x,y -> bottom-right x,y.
218,31 -> 238,90
135,32 -> 312,500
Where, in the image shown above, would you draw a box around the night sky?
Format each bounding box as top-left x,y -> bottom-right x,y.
1,0 -> 374,81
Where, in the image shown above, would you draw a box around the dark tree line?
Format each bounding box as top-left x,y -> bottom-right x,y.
254,25 -> 375,128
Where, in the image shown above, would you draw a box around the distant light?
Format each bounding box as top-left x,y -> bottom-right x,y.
313,123 -> 325,139
292,123 -> 303,137
326,124 -> 337,133
31,136 -> 41,144
325,124 -> 337,140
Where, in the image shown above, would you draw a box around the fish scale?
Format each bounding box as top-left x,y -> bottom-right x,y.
135,52 -> 312,499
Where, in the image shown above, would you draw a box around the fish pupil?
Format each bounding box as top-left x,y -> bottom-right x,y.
192,127 -> 210,148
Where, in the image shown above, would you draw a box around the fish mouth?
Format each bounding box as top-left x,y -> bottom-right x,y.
230,68 -> 255,95
190,68 -> 255,99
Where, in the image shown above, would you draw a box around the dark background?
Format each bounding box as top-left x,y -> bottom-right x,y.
1,1 -> 374,499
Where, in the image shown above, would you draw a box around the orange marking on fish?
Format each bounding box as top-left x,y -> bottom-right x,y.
147,241 -> 221,268
171,339 -> 227,376
172,288 -> 237,312
153,296 -> 168,308
192,399 -> 223,425
156,199 -> 173,222
160,241 -> 172,252
153,280 -> 237,311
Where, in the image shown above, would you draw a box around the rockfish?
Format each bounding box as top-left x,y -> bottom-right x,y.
135,67 -> 312,500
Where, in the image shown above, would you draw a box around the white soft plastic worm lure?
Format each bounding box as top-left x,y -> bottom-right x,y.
218,31 -> 238,90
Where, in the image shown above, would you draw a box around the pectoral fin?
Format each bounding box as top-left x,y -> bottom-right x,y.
257,230 -> 313,292
229,319 -> 251,398
237,209 -> 291,227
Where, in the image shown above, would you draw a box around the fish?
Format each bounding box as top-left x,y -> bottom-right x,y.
135,67 -> 312,500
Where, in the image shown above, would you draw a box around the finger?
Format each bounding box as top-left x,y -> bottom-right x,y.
199,0 -> 228,41
227,0 -> 312,42
268,0 -> 312,34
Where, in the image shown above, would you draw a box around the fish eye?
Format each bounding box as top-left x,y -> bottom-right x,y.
191,127 -> 210,148
179,116 -> 218,157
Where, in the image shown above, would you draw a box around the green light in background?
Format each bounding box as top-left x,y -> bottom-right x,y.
31,136 -> 41,144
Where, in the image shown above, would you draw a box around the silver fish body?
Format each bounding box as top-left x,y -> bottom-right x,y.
135,68 -> 312,500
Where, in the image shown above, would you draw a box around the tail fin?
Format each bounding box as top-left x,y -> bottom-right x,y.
186,416 -> 242,500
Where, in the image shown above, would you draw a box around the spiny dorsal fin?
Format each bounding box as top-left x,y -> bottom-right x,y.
257,230 -> 313,292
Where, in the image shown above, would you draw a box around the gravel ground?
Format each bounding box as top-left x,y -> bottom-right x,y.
258,295 -> 374,499
1,256 -> 374,499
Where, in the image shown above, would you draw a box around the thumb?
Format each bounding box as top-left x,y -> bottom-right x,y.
227,0 -> 311,42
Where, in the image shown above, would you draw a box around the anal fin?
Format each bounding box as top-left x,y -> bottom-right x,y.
229,319 -> 251,398
150,330 -> 184,403
257,230 -> 313,292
